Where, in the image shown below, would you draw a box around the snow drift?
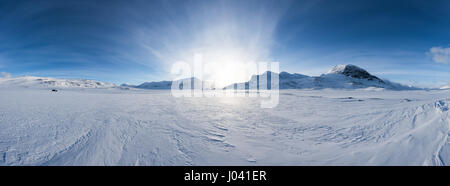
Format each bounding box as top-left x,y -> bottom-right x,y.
0,88 -> 449,165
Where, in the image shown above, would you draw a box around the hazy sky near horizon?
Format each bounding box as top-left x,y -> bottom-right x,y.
0,0 -> 449,87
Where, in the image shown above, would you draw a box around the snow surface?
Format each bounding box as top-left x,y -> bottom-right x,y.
0,87 -> 449,165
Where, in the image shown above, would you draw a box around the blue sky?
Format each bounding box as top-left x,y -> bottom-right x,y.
0,0 -> 449,87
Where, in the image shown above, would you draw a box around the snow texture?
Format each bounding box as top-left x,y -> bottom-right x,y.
0,86 -> 449,165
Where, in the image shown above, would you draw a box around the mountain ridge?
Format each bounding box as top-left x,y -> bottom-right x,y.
0,76 -> 118,89
0,64 -> 422,90
223,64 -> 418,90
128,64 -> 419,90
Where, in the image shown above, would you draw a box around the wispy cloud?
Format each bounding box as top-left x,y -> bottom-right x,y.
429,47 -> 450,64
1,72 -> 11,78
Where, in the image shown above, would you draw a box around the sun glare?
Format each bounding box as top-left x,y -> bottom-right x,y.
197,49 -> 258,88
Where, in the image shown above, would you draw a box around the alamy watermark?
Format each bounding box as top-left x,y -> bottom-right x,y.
170,54 -> 279,108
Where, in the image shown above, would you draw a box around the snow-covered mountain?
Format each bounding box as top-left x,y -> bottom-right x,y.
133,80 -> 172,89
126,77 -> 205,90
327,64 -> 383,81
132,64 -> 417,90
225,64 -> 418,90
0,76 -> 117,89
441,84 -> 450,90
1,65 -> 418,91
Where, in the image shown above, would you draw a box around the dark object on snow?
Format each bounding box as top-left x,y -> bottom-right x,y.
51,89 -> 58,92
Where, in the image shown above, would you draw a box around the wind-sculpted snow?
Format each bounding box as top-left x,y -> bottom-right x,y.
0,88 -> 449,165
435,100 -> 449,112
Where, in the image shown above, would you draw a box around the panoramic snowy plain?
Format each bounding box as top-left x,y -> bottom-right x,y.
0,86 -> 449,165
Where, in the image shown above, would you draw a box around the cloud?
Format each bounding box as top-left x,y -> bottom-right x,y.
1,72 -> 11,78
429,47 -> 450,64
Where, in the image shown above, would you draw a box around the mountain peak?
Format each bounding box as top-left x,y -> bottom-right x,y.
327,64 -> 382,82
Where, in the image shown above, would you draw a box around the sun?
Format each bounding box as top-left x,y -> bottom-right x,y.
200,49 -> 258,88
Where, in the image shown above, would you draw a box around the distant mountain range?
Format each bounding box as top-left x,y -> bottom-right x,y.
0,65 -> 424,90
223,64 -> 417,90
0,76 -> 118,89
128,64 -> 419,90
122,77 -> 205,90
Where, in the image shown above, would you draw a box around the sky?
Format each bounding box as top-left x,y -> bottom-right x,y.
0,0 -> 449,87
